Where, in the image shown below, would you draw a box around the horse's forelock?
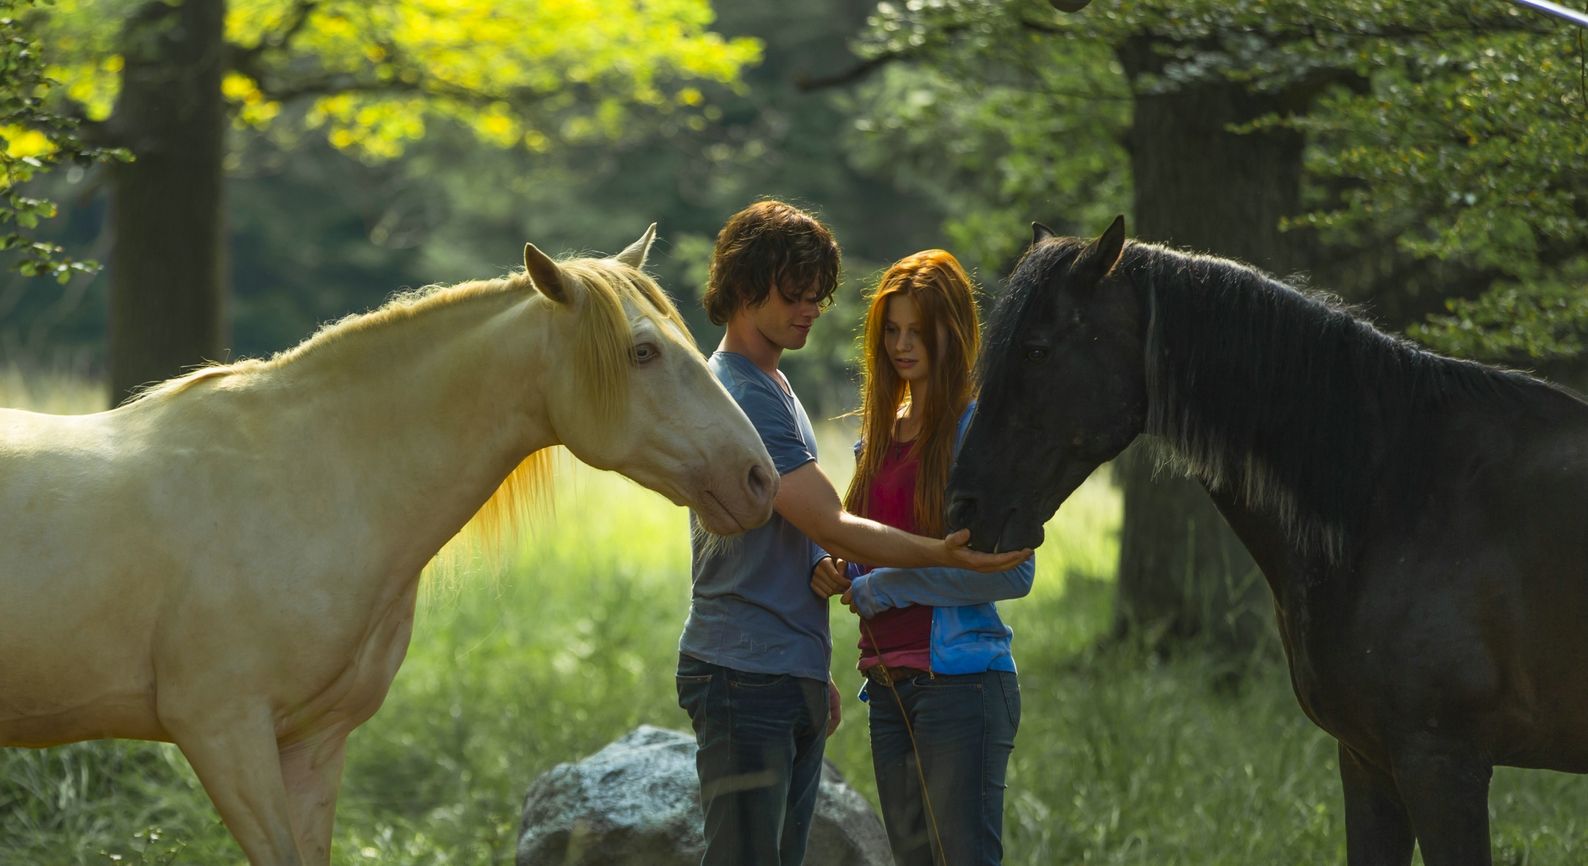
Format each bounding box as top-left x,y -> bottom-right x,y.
555,258 -> 694,417
979,237 -> 1087,387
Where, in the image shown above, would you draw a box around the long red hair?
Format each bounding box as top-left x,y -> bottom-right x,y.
844,250 -> 981,536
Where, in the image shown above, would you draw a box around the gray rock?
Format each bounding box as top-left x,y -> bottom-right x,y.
517,724 -> 892,866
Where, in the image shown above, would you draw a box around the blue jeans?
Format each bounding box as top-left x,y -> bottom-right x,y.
676,653 -> 830,866
867,669 -> 1021,866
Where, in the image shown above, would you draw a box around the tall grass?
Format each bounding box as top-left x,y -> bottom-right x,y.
4,375 -> 1588,864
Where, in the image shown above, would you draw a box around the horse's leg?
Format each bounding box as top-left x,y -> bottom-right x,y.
1338,742 -> 1413,866
169,708 -> 305,866
1390,738 -> 1493,866
280,732 -> 350,866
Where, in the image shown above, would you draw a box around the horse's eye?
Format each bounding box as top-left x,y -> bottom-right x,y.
1026,346 -> 1049,362
633,343 -> 659,364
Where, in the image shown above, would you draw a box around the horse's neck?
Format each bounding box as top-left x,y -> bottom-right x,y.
1200,479 -> 1318,602
250,290 -> 556,571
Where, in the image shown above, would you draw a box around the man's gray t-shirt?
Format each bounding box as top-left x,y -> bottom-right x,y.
679,351 -> 831,682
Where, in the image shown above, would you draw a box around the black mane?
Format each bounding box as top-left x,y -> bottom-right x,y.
990,236 -> 1583,561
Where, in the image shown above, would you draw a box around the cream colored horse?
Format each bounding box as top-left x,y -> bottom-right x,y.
0,226 -> 776,865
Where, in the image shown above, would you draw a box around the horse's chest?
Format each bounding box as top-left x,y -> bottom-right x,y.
1275,598 -> 1384,745
1281,634 -> 1350,736
271,583 -> 422,740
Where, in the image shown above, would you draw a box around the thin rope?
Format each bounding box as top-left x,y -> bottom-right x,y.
860,618 -> 947,866
1578,27 -> 1585,111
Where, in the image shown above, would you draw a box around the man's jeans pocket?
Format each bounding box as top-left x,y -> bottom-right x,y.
677,654 -> 716,723
726,669 -> 788,688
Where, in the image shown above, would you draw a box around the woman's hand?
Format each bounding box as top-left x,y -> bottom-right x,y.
840,586 -> 862,618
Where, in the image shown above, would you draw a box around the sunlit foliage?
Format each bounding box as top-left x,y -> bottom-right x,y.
0,0 -> 127,282
29,0 -> 760,159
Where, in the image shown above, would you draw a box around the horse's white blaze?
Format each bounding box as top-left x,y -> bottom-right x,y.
0,231 -> 773,865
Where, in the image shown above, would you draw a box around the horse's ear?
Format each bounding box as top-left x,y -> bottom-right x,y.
1031,222 -> 1057,246
523,242 -> 571,305
1096,215 -> 1125,268
1076,215 -> 1126,287
615,223 -> 657,270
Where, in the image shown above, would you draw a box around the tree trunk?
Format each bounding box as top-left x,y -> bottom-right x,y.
107,0 -> 227,405
1112,35 -> 1314,655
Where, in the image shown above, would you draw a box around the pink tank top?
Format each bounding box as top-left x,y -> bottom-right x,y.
856,438 -> 934,672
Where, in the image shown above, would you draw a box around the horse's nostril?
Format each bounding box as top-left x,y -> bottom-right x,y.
746,463 -> 773,500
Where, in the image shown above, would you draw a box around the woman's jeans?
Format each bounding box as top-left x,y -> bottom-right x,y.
676,653 -> 830,866
867,669 -> 1021,866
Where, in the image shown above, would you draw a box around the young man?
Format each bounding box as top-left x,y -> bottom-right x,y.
676,199 -> 1030,866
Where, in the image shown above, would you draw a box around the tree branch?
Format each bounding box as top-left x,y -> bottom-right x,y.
248,65 -> 553,111
796,15 -> 1067,92
796,50 -> 905,91
250,72 -> 433,104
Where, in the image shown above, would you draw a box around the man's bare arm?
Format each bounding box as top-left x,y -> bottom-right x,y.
775,462 -> 1029,572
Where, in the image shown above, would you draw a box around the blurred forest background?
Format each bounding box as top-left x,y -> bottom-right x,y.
3,0 -> 1587,863
6,0 -> 1587,665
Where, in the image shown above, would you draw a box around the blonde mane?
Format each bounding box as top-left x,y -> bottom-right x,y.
127,254 -> 692,576
124,276 -> 528,403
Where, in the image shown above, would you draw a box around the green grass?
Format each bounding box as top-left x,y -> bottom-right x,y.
5,375 -> 1588,864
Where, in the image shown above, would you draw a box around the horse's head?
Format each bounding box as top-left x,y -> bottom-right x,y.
947,216 -> 1146,552
524,226 -> 777,535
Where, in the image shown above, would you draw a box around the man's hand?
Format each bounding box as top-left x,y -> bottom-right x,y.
826,678 -> 842,736
809,555 -> 850,599
941,528 -> 1031,573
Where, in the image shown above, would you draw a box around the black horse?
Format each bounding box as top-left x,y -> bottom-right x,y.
947,217 -> 1588,865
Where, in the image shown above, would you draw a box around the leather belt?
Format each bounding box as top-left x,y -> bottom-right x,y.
864,666 -> 930,687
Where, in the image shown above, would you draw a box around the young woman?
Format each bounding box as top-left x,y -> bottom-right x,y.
820,249 -> 1035,866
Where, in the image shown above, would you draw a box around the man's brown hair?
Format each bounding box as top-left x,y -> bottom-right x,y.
703,199 -> 841,326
